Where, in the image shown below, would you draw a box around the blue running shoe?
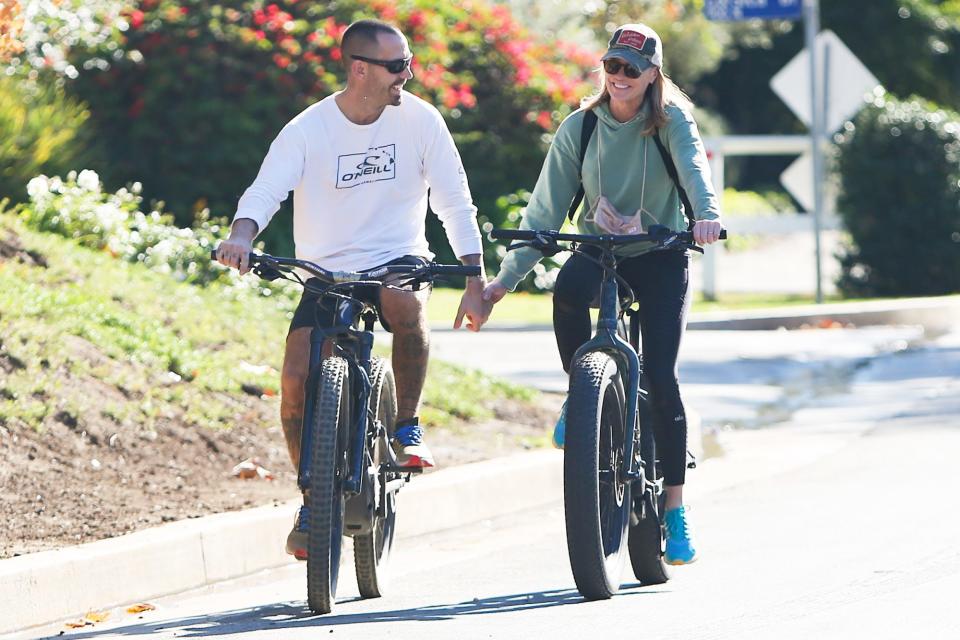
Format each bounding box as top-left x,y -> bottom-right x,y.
391,418 -> 435,468
664,505 -> 698,565
552,401 -> 567,450
285,505 -> 309,561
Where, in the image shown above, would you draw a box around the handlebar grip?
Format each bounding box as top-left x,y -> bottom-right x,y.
209,249 -> 260,264
719,229 -> 728,240
490,229 -> 534,240
431,265 -> 481,277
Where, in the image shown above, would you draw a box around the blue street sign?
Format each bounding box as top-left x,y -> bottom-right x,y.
704,0 -> 803,21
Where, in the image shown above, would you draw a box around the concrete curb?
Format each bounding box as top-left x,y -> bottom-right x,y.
0,450 -> 562,635
685,295 -> 960,332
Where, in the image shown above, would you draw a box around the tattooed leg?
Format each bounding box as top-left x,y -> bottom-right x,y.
380,287 -> 430,421
280,327 -> 312,469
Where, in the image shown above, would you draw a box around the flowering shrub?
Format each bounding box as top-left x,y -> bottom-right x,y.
2,0 -> 130,80
18,169 -> 279,297
55,0 -> 598,260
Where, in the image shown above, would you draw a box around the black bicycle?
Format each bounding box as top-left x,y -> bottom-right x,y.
490,224 -> 725,600
212,250 -> 479,614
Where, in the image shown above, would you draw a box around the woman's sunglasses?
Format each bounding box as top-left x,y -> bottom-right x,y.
603,58 -> 645,79
351,54 -> 413,74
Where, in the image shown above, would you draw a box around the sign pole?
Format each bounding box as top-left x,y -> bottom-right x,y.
805,0 -> 825,303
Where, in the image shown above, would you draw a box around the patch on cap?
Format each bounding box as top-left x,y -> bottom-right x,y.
614,30 -> 647,52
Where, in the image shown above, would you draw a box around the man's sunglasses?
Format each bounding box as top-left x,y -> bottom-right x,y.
603,58 -> 646,79
351,54 -> 413,74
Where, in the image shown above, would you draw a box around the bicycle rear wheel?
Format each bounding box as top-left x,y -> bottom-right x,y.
563,351 -> 631,600
306,356 -> 350,615
354,357 -> 398,598
629,412 -> 671,585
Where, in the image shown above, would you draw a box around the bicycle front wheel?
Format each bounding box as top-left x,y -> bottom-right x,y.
354,356 -> 398,598
306,356 -> 350,615
563,351 -> 631,600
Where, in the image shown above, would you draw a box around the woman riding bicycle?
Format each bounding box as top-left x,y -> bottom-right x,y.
483,23 -> 723,565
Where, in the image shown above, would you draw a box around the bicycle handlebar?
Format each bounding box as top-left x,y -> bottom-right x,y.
490,226 -> 727,245
209,249 -> 480,284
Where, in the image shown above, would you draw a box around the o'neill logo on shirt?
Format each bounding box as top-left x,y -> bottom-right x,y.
336,144 -> 396,189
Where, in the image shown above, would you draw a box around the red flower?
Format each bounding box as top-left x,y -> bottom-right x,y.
180,6 -> 188,15
330,47 -> 342,61
128,97 -> 145,119
254,30 -> 266,40
442,86 -> 458,109
408,10 -> 426,28
273,53 -> 290,69
130,10 -> 145,29
536,111 -> 554,130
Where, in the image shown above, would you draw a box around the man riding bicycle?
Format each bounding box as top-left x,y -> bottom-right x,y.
214,19 -> 487,559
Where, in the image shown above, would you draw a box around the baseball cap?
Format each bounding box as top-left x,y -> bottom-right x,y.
601,23 -> 663,71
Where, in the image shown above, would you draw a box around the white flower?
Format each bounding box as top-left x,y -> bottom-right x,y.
77,169 -> 100,192
27,175 -> 50,199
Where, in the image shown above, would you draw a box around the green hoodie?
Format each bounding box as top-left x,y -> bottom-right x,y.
496,101 -> 720,291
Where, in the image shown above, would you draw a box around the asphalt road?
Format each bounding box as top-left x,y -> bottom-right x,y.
21,327 -> 960,640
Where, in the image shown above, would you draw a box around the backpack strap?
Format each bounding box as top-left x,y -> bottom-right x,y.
652,129 -> 696,231
566,109 -> 598,221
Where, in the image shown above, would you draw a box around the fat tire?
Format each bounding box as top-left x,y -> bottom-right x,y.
629,410 -> 671,585
354,357 -> 398,598
564,351 -> 631,600
306,357 -> 349,615
628,497 -> 671,585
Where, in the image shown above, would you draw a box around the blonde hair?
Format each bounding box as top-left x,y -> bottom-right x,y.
581,68 -> 693,136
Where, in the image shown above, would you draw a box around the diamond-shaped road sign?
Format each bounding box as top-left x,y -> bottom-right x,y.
772,30 -> 880,209
770,29 -> 880,134
780,151 -> 838,213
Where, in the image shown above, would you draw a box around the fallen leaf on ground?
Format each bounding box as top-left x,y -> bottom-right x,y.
65,610 -> 111,628
126,603 -> 156,614
84,611 -> 111,623
231,457 -> 275,480
64,620 -> 92,629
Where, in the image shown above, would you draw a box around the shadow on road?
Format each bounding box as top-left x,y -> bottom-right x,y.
47,583 -> 664,637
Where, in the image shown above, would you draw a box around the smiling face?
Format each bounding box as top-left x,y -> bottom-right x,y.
359,31 -> 414,108
603,57 -> 659,108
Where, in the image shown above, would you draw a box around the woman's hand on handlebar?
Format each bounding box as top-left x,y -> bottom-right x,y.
214,219 -> 258,274
693,219 -> 724,245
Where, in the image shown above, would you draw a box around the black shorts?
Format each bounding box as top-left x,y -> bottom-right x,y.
287,255 -> 430,335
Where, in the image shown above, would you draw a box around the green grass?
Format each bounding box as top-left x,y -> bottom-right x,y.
0,215 -> 536,434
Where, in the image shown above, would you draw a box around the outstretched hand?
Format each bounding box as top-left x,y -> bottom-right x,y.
454,280 -> 491,332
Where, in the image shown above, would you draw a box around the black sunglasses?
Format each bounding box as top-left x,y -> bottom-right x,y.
351,54 -> 413,74
603,58 -> 644,79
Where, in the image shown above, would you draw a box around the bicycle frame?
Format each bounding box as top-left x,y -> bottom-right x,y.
298,294 -> 376,498
567,244 -> 644,485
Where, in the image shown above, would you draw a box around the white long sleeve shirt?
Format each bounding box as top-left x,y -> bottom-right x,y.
234,91 -> 482,271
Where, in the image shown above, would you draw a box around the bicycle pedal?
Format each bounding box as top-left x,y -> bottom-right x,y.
384,464 -> 425,475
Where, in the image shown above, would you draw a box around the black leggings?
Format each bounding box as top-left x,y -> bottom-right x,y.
553,249 -> 691,486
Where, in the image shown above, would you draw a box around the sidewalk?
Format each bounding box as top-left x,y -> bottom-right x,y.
3,295 -> 958,635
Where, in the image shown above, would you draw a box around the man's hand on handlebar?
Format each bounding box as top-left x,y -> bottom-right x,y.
214,219 -> 258,275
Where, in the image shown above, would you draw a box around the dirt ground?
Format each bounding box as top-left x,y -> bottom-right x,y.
0,388 -> 559,559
